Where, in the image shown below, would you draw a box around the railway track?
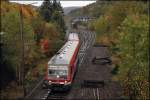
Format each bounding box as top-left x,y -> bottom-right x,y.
78,30 -> 95,64
65,29 -> 123,99
25,29 -> 94,100
47,91 -> 68,100
41,89 -> 51,100
26,28 -> 122,99
46,30 -> 95,100
25,29 -> 94,99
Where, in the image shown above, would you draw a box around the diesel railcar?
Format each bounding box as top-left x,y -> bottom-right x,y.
43,33 -> 80,91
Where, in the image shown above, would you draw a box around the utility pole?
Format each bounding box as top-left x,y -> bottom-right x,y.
19,4 -> 26,97
18,2 -> 37,97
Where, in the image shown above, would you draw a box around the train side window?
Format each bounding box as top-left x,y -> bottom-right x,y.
49,70 -> 52,74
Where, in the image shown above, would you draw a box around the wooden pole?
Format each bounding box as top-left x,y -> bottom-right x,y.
19,4 -> 26,97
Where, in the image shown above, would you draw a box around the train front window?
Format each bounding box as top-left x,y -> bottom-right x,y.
48,66 -> 68,79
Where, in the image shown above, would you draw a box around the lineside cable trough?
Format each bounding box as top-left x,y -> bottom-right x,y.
81,80 -> 112,88
81,80 -> 105,88
92,57 -> 112,65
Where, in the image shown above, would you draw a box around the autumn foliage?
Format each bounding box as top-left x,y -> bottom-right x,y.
1,1 -> 65,98
40,39 -> 49,54
87,1 -> 149,99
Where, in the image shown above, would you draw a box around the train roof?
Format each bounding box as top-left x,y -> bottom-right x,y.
68,33 -> 79,41
48,40 -> 79,65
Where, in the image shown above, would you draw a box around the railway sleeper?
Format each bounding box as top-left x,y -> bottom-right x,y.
81,80 -> 106,88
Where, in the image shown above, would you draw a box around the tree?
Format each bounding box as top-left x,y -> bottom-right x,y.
115,14 -> 149,99
39,0 -> 66,39
1,10 -> 34,85
52,0 -> 62,11
87,1 -> 149,99
51,0 -> 66,38
39,0 -> 53,22
31,16 -> 45,44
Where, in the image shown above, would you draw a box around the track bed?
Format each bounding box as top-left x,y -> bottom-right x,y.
65,46 -> 123,100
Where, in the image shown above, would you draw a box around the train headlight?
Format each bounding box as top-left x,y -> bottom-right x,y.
48,80 -> 52,85
65,81 -> 67,84
49,80 -> 52,83
64,81 -> 71,85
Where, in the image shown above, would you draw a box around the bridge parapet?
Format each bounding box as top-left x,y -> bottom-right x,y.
71,16 -> 95,23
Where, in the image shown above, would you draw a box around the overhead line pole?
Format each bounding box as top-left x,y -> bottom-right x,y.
19,2 -> 37,97
19,4 -> 26,96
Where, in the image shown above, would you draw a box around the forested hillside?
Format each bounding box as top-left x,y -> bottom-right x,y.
1,0 -> 66,99
63,7 -> 80,15
69,1 -> 149,99
69,1 -> 111,18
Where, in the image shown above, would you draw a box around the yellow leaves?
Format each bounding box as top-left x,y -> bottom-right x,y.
90,1 -> 149,99
21,5 -> 37,20
1,1 -> 14,15
1,1 -> 37,21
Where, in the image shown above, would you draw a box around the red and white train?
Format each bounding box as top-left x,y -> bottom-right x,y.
43,33 -> 80,90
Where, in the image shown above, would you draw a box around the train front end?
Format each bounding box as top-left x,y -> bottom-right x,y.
43,64 -> 71,91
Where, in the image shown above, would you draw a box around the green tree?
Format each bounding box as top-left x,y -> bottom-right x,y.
87,1 -> 149,99
39,0 -> 66,39
39,0 -> 53,22
94,16 -> 109,35
1,10 -> 34,84
116,14 -> 149,99
31,15 -> 45,44
51,0 -> 66,38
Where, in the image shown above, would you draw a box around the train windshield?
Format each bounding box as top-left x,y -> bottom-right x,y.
48,66 -> 68,79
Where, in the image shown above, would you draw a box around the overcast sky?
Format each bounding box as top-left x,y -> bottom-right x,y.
10,0 -> 96,8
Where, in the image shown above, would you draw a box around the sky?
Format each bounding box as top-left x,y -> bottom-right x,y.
10,0 -> 96,8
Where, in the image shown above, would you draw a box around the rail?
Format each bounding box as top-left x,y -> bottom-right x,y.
25,78 -> 44,99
